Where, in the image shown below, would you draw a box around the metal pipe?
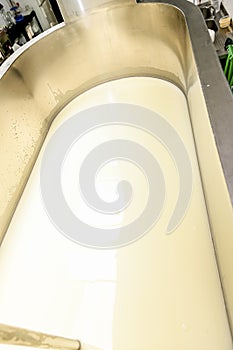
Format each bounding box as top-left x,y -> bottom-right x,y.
0,324 -> 81,350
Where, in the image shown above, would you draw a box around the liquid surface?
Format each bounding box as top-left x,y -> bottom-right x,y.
0,77 -> 232,350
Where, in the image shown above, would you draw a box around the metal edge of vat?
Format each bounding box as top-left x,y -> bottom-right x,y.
141,0 -> 233,205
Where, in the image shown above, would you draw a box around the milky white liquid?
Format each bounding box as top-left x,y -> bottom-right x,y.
0,77 -> 231,350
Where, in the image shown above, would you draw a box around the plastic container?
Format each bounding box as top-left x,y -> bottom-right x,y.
219,15 -> 231,28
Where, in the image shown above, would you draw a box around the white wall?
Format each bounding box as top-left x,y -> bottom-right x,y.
0,0 -> 11,10
0,0 -> 11,28
0,13 -> 5,28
